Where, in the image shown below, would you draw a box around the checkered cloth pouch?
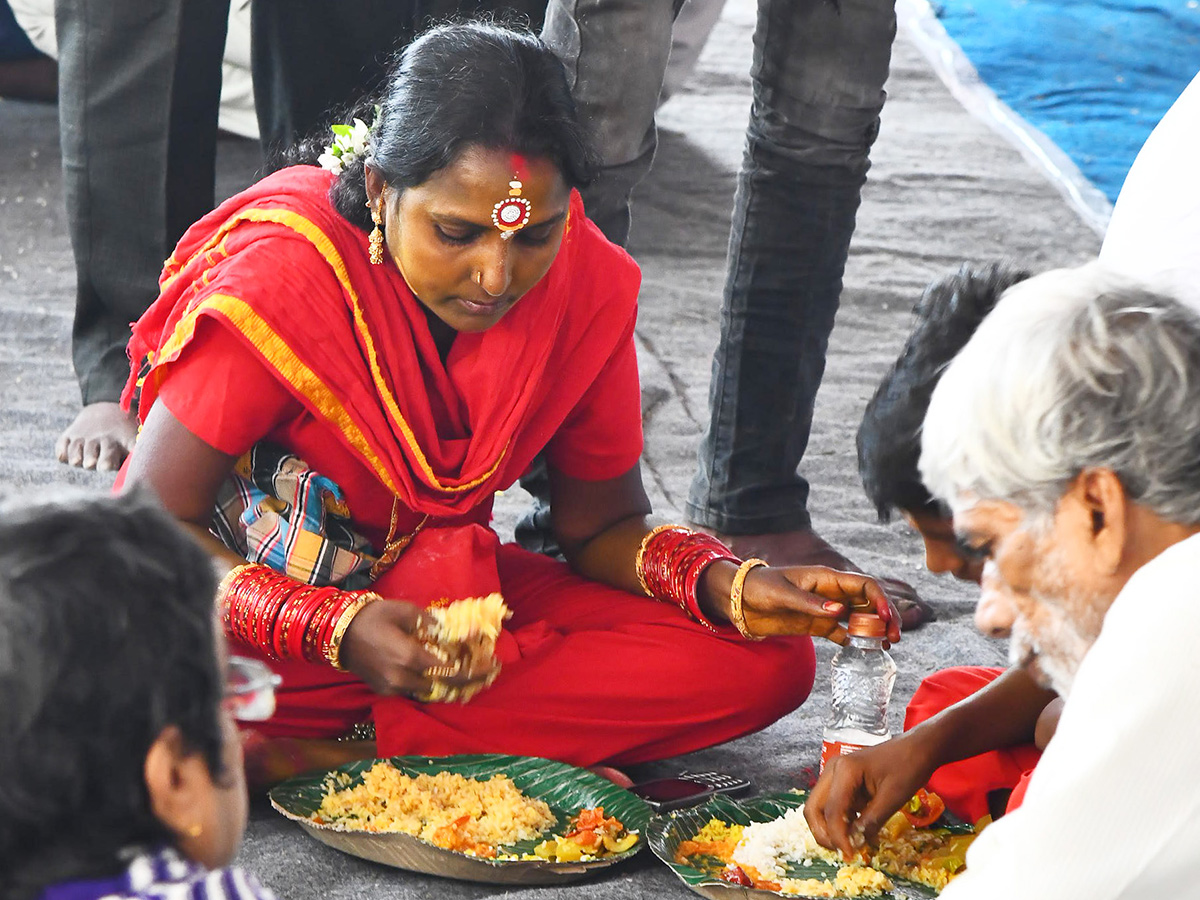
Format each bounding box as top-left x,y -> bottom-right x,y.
210,442 -> 376,590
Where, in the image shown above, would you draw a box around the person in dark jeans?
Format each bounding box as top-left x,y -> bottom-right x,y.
540,0 -> 927,621
54,0 -> 229,470
54,0 -> 544,472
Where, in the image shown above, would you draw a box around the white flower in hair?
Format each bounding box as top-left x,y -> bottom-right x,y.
318,117 -> 373,176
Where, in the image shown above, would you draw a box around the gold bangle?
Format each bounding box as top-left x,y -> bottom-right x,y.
635,524 -> 689,598
729,558 -> 768,641
216,562 -> 256,604
216,563 -> 261,635
325,591 -> 383,672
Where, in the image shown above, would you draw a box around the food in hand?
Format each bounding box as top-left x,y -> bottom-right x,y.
534,807 -> 639,861
417,593 -> 510,702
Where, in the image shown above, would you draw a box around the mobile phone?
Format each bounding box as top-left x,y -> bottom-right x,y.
630,777 -> 715,812
678,770 -> 753,796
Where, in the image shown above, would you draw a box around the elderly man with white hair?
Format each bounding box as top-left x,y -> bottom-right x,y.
808,262 -> 1200,898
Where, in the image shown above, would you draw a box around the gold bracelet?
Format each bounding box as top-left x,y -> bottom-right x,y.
215,562 -> 256,603
729,558 -> 768,641
215,563 -> 261,632
325,591 -> 383,672
635,524 -> 689,597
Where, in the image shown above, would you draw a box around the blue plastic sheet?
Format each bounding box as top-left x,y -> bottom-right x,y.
933,0 -> 1200,201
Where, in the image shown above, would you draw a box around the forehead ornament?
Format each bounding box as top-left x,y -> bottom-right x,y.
492,177 -> 532,240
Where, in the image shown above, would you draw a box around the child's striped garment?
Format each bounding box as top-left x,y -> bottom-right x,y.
39,846 -> 277,900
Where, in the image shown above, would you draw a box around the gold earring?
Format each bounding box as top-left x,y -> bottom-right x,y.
185,823 -> 203,838
368,203 -> 385,266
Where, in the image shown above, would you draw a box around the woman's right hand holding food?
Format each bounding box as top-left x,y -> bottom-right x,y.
339,599 -> 499,698
803,731 -> 940,859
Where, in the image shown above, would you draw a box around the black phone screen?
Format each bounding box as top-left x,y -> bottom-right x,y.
631,777 -> 712,803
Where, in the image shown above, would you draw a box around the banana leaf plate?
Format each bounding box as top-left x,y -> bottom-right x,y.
649,791 -> 966,900
269,753 -> 650,885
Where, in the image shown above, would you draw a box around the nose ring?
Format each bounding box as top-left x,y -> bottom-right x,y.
474,271 -> 504,298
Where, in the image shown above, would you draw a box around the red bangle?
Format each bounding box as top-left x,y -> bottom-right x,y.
285,586 -> 336,660
275,585 -> 319,659
218,564 -> 376,668
304,593 -> 344,664
636,528 -> 740,632
302,595 -> 338,663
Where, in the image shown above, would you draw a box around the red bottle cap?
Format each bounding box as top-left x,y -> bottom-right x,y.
847,612 -> 887,638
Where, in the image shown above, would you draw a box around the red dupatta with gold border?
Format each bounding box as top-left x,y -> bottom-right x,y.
122,166 -> 624,521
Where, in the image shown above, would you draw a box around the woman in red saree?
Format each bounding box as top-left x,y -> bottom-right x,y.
120,22 -> 898,782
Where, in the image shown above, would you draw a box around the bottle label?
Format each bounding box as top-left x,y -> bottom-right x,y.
820,739 -> 870,773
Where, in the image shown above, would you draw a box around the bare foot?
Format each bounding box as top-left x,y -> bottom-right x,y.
55,402 -> 137,471
702,527 -> 935,631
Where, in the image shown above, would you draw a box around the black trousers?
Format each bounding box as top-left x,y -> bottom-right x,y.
57,0 -> 545,405
56,0 -> 230,404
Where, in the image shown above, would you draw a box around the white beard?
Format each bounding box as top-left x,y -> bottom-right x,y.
1009,624 -> 1090,697
1007,544 -> 1109,698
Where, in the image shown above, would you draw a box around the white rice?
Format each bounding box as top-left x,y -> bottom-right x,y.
731,805 -> 892,898
732,806 -> 830,878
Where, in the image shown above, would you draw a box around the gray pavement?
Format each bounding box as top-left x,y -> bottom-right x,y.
0,1 -> 1100,897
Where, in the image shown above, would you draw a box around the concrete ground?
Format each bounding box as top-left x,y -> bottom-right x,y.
0,1 -> 1099,897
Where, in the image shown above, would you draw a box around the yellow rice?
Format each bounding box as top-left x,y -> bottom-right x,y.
692,818 -> 745,846
316,762 -> 556,848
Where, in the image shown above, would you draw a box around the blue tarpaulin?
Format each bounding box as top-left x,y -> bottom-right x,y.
933,0 -> 1200,201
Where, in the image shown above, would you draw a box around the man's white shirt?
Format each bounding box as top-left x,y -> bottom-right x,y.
940,532 -> 1200,900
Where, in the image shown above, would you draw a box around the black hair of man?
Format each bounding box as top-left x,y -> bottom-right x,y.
857,261 -> 1032,521
0,487 -> 223,899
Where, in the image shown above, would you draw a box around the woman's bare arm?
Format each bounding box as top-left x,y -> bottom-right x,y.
551,462 -> 895,642
123,400 -> 248,573
125,400 -> 485,697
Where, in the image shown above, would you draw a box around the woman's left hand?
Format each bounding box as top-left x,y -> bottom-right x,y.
706,563 -> 900,645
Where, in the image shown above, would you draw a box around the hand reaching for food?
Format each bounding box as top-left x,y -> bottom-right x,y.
803,731 -> 939,858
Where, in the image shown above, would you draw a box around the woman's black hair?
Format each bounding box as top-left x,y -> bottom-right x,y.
0,488 -> 224,899
857,262 -> 1032,522
281,20 -> 600,231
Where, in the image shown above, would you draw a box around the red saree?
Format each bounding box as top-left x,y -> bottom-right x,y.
122,166 -> 817,765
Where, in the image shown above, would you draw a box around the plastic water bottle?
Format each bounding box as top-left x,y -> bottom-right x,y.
820,612 -> 897,772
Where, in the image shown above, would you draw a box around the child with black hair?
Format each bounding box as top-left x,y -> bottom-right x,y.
857,261 -> 1030,584
0,488 -> 279,900
806,262 -> 1064,831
